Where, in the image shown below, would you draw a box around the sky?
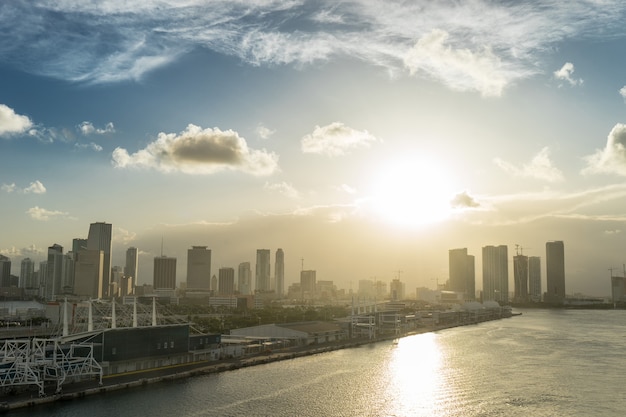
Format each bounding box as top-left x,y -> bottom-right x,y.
2,0 -> 626,297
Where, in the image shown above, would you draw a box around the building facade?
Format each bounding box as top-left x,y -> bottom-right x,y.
255,249 -> 271,292
528,256 -> 541,302
154,256 -> 177,290
275,248 -> 284,296
87,222 -> 112,297
238,262 -> 251,295
218,267 -> 235,295
448,248 -> 475,301
74,249 -> 104,299
545,241 -> 565,303
482,245 -> 508,304
124,247 -> 138,288
513,255 -> 529,302
186,246 -> 211,290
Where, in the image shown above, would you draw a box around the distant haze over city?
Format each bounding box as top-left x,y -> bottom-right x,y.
3,1 -> 626,297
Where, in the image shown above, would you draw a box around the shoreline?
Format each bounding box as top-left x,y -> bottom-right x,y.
0,317 -> 513,412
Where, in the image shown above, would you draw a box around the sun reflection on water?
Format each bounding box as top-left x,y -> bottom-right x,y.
384,333 -> 446,416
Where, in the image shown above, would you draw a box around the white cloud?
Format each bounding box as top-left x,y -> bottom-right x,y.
2,180 -> 47,194
115,227 -> 137,245
620,86 -> 626,101
256,124 -> 275,139
112,123 -> 279,176
494,147 -> 564,182
301,122 -> 379,156
75,142 -> 104,152
0,104 -> 33,136
3,1 -> 625,94
451,191 -> 480,209
553,62 -> 583,86
26,206 -> 69,221
582,123 -> 626,176
404,29 -> 508,97
264,181 -> 300,199
23,180 -> 47,194
78,121 -> 115,135
1,183 -> 16,193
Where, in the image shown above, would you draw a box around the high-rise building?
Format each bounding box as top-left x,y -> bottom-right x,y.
20,257 -> 35,289
0,255 -> 11,287
275,248 -> 284,296
528,256 -> 541,302
187,246 -> 211,290
74,249 -> 104,299
448,248 -> 475,301
124,247 -> 138,287
238,262 -> 252,295
218,267 -> 235,295
513,254 -> 529,302
482,245 -> 508,303
389,278 -> 406,301
38,261 -> 47,298
545,241 -> 565,303
45,244 -> 64,299
87,222 -> 112,297
62,253 -> 75,293
300,270 -> 316,297
210,274 -> 217,292
72,238 -> 88,260
255,249 -> 271,292
153,256 -> 176,290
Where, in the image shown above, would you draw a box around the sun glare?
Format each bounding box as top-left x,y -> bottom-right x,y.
368,157 -> 455,228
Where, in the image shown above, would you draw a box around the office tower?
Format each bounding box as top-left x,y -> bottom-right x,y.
300,270 -> 316,296
448,248 -> 476,301
275,248 -> 284,296
124,247 -> 138,286
154,256 -> 176,290
187,246 -> 211,290
389,279 -> 405,301
0,255 -> 11,287
545,241 -> 565,303
218,267 -> 235,295
62,253 -> 75,293
482,245 -> 508,303
513,254 -> 529,302
87,222 -> 112,297
38,261 -> 47,298
20,257 -> 35,289
72,238 -> 88,260
238,262 -> 252,295
44,244 -> 64,299
74,249 -> 104,299
210,274 -> 217,292
528,256 -> 541,302
255,249 -> 271,292
611,276 -> 626,304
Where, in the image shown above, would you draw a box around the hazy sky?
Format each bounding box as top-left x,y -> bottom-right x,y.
2,0 -> 626,297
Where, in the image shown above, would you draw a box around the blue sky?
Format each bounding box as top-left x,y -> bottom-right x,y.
3,0 -> 626,296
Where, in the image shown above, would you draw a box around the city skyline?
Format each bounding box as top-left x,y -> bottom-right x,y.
4,2 -> 626,297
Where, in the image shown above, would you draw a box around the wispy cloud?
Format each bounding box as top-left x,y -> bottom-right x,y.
301,122 -> 379,156
582,124 -> 626,176
256,124 -> 275,140
78,121 -> 115,135
553,62 -> 583,86
1,180 -> 47,194
2,1 -> 625,95
26,206 -> 70,221
112,123 -> 279,175
494,147 -> 564,182
620,86 -> 626,101
264,181 -> 300,199
75,142 -> 104,152
0,104 -> 33,136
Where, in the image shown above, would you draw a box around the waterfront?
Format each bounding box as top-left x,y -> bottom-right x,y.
7,309 -> 625,416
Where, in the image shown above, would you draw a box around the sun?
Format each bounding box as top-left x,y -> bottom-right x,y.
367,157 -> 455,228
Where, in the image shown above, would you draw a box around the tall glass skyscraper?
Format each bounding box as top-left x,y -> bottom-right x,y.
124,247 -> 138,287
255,249 -> 271,292
482,245 -> 508,303
87,222 -> 112,297
545,241 -> 565,303
186,246 -> 211,290
448,248 -> 475,301
275,248 -> 284,296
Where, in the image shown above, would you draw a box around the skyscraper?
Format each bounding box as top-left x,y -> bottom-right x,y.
255,249 -> 271,292
74,249 -> 104,299
513,254 -> 529,302
45,244 -> 64,300
87,222 -> 112,297
482,245 -> 508,303
300,270 -> 316,297
275,248 -> 284,296
0,255 -> 11,287
72,238 -> 88,260
20,257 -> 35,290
154,256 -> 177,290
448,248 -> 475,301
218,267 -> 235,295
186,246 -> 211,290
528,256 -> 541,302
124,247 -> 138,287
238,262 -> 251,295
545,241 -> 565,303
